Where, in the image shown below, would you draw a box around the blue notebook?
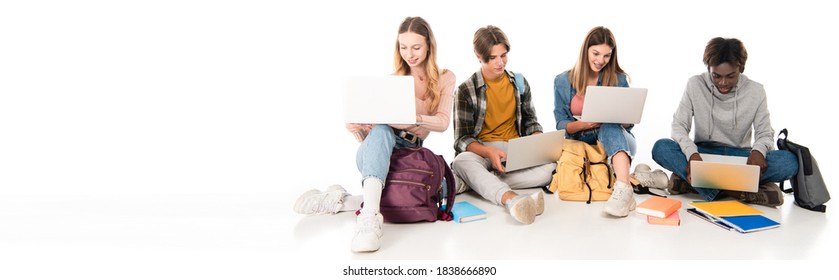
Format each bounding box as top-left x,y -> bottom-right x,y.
450,201 -> 487,223
719,215 -> 780,233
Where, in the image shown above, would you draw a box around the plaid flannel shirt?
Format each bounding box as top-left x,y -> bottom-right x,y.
453,69 -> 542,155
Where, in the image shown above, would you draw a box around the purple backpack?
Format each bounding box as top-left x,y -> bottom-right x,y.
360,147 -> 456,223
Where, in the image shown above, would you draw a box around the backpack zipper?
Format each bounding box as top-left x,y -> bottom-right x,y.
399,168 -> 434,176
387,180 -> 432,191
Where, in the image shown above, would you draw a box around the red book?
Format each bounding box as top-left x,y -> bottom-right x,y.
636,196 -> 682,218
647,211 -> 680,226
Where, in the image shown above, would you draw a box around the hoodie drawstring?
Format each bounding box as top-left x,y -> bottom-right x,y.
733,88 -> 738,127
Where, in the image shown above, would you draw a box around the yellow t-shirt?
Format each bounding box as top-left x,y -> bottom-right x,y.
478,73 -> 519,142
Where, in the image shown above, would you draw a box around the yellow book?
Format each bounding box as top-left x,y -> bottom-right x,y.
688,200 -> 763,217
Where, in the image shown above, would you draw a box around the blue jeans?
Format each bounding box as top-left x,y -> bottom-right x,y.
651,138 -> 798,201
355,124 -> 420,186
567,123 -> 636,162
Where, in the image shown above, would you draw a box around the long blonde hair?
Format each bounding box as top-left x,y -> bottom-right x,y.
393,17 -> 444,112
568,26 -> 627,96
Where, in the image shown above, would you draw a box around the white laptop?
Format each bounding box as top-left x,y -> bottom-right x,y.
690,154 -> 760,193
578,86 -> 648,124
343,75 -> 416,124
503,130 -> 566,172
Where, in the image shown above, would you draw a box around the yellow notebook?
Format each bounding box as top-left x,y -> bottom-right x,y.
688,200 -> 763,217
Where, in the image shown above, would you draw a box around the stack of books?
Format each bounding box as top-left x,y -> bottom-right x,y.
636,196 -> 682,226
687,200 -> 780,233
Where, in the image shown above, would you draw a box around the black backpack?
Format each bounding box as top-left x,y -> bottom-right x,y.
776,128 -> 830,212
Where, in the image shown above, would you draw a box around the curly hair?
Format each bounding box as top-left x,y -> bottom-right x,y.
703,37 -> 748,73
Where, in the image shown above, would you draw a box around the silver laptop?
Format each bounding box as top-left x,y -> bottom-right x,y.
690,154 -> 760,193
504,130 -> 566,172
579,86 -> 648,124
343,76 -> 416,124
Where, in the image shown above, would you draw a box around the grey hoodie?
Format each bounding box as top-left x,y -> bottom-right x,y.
671,72 -> 775,160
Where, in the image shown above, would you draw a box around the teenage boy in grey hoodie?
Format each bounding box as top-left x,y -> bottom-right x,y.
651,37 -> 798,207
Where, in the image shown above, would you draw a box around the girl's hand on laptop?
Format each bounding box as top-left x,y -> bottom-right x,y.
569,121 -> 600,134
747,150 -> 768,175
346,123 -> 373,142
585,122 -> 600,130
346,123 -> 373,133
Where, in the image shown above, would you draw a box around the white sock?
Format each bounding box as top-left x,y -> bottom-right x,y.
360,177 -> 383,215
341,195 -> 363,212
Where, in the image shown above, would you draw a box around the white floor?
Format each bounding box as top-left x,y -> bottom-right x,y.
291,189 -> 837,259
3,187 -> 834,279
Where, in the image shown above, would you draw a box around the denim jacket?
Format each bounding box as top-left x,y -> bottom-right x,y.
553,70 -> 629,135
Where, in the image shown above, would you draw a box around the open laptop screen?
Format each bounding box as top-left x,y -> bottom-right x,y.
343,76 -> 416,124
580,86 -> 647,124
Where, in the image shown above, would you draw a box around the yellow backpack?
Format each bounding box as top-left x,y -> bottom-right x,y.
549,139 -> 616,203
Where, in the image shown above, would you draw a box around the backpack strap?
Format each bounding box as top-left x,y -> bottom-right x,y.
581,158 -> 592,204
514,72 -> 525,96
777,128 -> 794,193
780,180 -> 793,194
802,203 -> 827,213
633,186 -> 666,197
440,158 -> 457,221
777,128 -> 814,174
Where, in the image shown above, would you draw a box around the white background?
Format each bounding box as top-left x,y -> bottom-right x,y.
1,0 -> 836,278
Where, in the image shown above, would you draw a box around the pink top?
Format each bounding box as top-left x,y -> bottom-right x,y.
570,94 -> 585,117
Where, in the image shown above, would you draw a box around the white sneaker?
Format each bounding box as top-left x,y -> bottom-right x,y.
293,185 -> 348,215
506,194 -> 536,224
631,163 -> 652,177
634,169 -> 669,190
603,181 -> 636,217
351,212 -> 383,252
530,191 -> 544,216
454,175 -> 470,194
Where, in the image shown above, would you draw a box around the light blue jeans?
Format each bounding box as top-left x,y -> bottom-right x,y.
355,125 -> 419,186
567,123 -> 637,163
651,138 -> 799,201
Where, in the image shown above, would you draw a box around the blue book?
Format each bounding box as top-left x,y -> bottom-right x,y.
718,215 -> 780,233
450,201 -> 486,223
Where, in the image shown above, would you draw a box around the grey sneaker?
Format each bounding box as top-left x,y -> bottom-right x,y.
739,182 -> 784,207
667,174 -> 696,195
506,194 -> 536,224
634,169 -> 669,190
455,176 -> 470,194
632,164 -> 652,177
603,181 -> 636,217
293,185 -> 348,215
530,191 -> 545,216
